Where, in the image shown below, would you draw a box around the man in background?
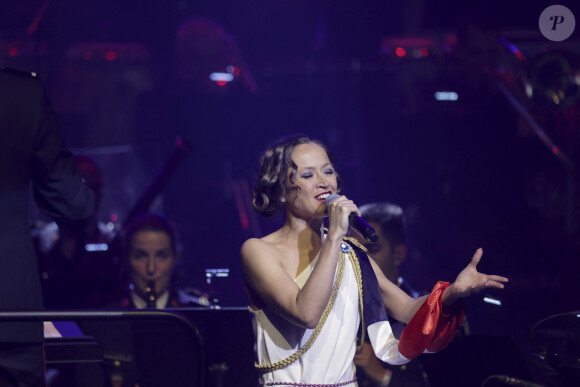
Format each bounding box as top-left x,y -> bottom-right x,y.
0,67 -> 95,386
354,202 -> 427,387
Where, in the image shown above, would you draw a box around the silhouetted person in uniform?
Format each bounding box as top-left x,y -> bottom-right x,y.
0,67 -> 95,386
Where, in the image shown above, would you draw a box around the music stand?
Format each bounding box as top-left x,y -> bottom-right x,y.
0,310 -> 207,387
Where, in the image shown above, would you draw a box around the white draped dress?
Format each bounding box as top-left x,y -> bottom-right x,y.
250,254 -> 360,386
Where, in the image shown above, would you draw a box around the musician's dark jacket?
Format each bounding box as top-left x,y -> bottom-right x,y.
0,68 -> 95,342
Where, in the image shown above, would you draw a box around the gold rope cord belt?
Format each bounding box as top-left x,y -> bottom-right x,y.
255,237 -> 366,372
265,376 -> 358,386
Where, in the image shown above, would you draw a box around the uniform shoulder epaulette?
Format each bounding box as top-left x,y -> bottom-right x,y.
0,67 -> 39,79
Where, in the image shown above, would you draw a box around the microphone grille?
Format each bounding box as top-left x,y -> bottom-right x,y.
325,194 -> 341,209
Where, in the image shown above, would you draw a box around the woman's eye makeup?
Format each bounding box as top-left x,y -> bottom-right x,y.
298,168 -> 334,179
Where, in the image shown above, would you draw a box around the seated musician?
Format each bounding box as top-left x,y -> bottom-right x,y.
49,214 -> 210,386
113,213 -> 211,309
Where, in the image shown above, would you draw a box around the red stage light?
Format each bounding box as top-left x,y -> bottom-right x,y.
8,47 -> 18,57
420,47 -> 429,57
105,51 -> 117,61
395,47 -> 406,57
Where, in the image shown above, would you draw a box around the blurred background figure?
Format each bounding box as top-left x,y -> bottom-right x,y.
0,66 -> 95,387
357,202 -> 419,299
354,202 -> 428,387
172,16 -> 257,95
111,213 -> 210,309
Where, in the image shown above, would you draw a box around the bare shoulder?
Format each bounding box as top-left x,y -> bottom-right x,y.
241,236 -> 283,265
241,235 -> 296,310
242,237 -> 274,256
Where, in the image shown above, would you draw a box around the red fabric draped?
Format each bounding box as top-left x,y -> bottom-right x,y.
398,281 -> 464,359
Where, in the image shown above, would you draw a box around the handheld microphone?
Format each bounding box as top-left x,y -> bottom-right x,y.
325,194 -> 378,242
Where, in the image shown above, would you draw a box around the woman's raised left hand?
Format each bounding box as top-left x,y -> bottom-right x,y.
447,248 -> 509,300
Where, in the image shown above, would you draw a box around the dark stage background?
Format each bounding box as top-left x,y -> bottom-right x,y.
2,1 -> 579,385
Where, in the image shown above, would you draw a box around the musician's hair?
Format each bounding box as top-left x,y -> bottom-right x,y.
359,202 -> 406,248
122,213 -> 178,255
